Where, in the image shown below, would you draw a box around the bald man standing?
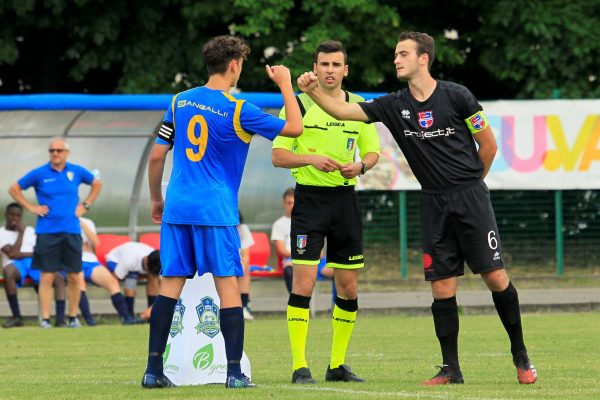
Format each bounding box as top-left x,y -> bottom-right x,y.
9,136 -> 102,328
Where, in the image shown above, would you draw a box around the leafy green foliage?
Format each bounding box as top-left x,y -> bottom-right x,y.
0,0 -> 597,98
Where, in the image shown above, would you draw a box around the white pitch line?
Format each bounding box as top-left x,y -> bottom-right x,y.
261,384 -> 525,400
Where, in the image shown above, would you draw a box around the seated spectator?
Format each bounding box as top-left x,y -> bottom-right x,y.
77,217 -> 144,325
105,241 -> 161,318
271,188 -> 295,293
0,203 -> 65,328
271,189 -> 334,294
237,212 -> 255,320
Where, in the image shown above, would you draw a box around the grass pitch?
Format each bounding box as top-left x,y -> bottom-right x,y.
1,312 -> 599,399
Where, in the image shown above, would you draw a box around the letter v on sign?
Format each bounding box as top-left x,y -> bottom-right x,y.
543,115 -> 598,171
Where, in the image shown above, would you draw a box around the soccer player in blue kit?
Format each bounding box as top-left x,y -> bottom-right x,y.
142,35 -> 302,389
297,32 -> 537,386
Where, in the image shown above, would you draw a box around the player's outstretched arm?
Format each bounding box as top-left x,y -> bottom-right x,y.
297,72 -> 369,122
265,65 -> 302,137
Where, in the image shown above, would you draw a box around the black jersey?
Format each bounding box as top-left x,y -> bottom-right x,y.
359,80 -> 485,190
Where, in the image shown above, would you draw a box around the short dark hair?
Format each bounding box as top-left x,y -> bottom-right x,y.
202,35 -> 250,75
146,250 -> 161,276
313,40 -> 347,64
5,202 -> 22,213
283,187 -> 294,199
397,31 -> 435,70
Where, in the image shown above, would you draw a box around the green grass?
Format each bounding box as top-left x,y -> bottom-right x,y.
1,312 -> 599,399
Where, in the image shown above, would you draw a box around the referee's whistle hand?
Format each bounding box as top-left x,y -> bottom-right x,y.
311,155 -> 341,172
340,162 -> 361,178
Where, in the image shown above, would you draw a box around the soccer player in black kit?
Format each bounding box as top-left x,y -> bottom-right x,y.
297,31 -> 537,386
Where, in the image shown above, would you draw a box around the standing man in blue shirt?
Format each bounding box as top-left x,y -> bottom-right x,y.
9,136 -> 102,328
143,35 -> 302,389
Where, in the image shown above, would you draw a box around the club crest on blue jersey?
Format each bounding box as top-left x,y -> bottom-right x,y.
418,111 -> 434,129
195,296 -> 220,338
296,235 -> 307,249
170,298 -> 186,338
346,138 -> 355,151
469,112 -> 487,131
67,171 -> 74,181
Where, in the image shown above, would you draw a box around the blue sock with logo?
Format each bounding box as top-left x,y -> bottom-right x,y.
146,295 -> 178,375
220,307 -> 244,378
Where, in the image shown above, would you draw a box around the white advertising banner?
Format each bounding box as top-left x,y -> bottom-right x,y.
356,99 -> 600,190
162,273 -> 251,386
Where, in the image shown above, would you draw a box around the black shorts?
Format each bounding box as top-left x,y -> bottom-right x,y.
421,180 -> 504,281
291,184 -> 364,269
32,233 -> 83,273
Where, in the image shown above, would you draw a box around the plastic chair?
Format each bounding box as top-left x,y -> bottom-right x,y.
95,234 -> 130,266
249,232 -> 282,278
139,232 -> 160,249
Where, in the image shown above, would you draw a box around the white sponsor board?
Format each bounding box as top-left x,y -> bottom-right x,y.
162,273 -> 251,385
356,100 -> 600,190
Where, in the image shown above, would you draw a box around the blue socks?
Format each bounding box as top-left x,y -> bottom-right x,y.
111,293 -> 130,320
7,294 -> 21,318
125,296 -> 135,317
146,295 -> 178,375
220,307 -> 244,378
79,291 -> 93,323
55,299 -> 66,325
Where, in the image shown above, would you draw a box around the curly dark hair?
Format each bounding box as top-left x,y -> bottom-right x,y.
202,35 -> 250,75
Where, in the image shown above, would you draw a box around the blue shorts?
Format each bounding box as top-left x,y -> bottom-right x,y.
106,261 -> 117,273
13,258 -> 40,286
160,223 -> 243,278
317,257 -> 328,279
82,261 -> 102,281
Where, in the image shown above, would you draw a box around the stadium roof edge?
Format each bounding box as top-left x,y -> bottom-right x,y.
0,93 -> 386,111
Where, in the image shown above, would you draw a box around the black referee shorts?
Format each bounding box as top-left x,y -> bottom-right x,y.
291,184 -> 364,269
421,180 -> 504,281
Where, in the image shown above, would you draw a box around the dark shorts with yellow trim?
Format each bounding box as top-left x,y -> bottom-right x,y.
421,180 -> 504,281
291,184 -> 364,269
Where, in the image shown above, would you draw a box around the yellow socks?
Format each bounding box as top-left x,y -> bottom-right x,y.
287,293 -> 311,371
330,298 -> 358,369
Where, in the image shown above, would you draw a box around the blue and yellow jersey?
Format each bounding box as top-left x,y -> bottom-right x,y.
275,92 -> 380,187
156,86 -> 286,226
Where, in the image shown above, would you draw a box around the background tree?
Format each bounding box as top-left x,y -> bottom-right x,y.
0,0 -> 598,99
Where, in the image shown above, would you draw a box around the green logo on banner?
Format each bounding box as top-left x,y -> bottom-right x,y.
163,343 -> 171,364
193,344 -> 214,370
